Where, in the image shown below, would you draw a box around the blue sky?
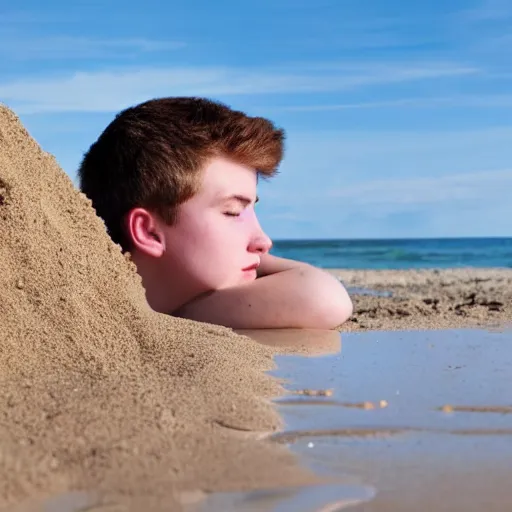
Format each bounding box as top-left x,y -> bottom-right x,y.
1,0 -> 512,239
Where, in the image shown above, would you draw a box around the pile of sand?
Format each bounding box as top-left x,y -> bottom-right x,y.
0,106 -> 310,511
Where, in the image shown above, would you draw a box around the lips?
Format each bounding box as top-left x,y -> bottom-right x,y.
242,262 -> 260,271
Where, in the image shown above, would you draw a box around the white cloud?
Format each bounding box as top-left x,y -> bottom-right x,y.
454,0 -> 512,59
293,30 -> 437,51
0,37 -> 185,60
0,63 -> 480,114
473,32 -> 512,52
281,126 -> 512,171
259,168 -> 512,238
329,168 -> 512,205
280,94 -> 512,111
0,9 -> 68,23
461,0 -> 512,21
252,125 -> 512,237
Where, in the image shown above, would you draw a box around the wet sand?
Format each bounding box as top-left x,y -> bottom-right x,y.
329,268 -> 512,331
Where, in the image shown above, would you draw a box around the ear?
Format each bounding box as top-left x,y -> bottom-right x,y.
125,208 -> 165,258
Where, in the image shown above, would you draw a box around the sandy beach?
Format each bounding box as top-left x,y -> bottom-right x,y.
330,268 -> 512,331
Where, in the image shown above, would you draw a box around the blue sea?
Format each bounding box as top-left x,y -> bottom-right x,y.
270,237 -> 512,270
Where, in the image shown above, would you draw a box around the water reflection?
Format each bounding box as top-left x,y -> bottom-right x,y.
195,483 -> 375,512
270,328 -> 512,511
235,328 -> 341,356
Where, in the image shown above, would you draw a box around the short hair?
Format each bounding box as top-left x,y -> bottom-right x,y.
78,97 -> 285,251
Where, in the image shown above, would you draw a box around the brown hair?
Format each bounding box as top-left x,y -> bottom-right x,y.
78,97 -> 285,251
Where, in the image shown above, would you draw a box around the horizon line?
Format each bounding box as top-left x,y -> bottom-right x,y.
271,235 -> 512,242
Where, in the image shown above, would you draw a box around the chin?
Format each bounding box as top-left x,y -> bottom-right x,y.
241,268 -> 258,281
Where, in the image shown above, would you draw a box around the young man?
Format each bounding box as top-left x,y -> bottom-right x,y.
78,97 -> 353,329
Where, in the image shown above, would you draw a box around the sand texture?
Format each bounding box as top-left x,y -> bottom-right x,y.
0,105 -> 313,511
330,268 -> 512,331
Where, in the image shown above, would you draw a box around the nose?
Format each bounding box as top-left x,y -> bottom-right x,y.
248,225 -> 272,254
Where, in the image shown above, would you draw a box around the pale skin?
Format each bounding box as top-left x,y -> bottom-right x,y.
128,157 -> 353,330
174,254 -> 353,329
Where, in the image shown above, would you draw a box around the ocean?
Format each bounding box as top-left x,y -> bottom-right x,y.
269,237 -> 512,270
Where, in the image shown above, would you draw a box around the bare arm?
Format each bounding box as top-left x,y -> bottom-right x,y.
173,254 -> 353,329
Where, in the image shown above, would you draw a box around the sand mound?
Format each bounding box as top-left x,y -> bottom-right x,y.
0,105 -> 309,510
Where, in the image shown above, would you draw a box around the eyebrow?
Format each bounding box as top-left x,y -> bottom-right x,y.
218,194 -> 259,205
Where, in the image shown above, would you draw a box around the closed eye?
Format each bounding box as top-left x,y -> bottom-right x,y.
221,196 -> 258,217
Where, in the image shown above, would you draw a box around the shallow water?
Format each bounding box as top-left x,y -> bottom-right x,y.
203,327 -> 512,511
344,285 -> 393,298
272,327 -> 512,511
197,483 -> 376,511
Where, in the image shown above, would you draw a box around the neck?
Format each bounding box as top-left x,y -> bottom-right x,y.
130,251 -> 198,315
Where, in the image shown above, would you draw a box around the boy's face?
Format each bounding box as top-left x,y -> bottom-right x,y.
160,157 -> 272,294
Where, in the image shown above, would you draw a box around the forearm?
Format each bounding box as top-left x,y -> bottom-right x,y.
174,262 -> 353,329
